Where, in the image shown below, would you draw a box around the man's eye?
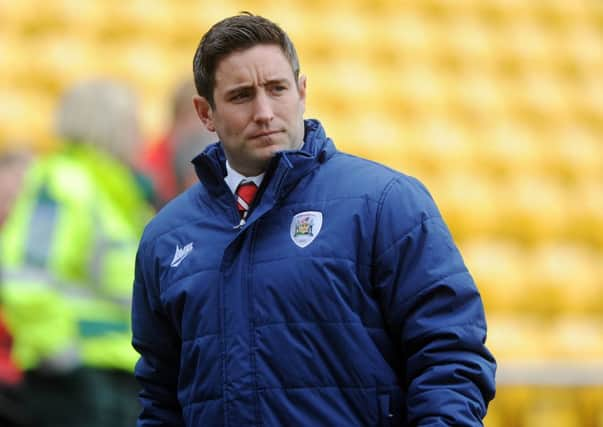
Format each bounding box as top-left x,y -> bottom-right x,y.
269,85 -> 287,96
231,93 -> 250,102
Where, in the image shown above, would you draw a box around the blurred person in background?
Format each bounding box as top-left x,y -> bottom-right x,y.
141,78 -> 208,208
171,128 -> 217,193
0,150 -> 31,427
132,13 -> 496,426
0,80 -> 153,427
0,150 -> 31,228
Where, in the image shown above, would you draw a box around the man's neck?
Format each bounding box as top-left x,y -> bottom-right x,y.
224,160 -> 265,195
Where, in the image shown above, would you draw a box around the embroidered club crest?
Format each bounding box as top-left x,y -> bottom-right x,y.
290,211 -> 323,248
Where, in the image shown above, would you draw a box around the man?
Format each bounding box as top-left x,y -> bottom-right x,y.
132,13 -> 496,426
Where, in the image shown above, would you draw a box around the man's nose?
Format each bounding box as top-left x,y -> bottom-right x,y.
252,92 -> 274,124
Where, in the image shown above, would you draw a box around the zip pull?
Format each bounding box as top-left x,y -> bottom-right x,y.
233,217 -> 246,229
233,210 -> 248,230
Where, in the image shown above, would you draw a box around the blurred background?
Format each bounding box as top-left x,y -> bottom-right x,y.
1,0 -> 602,426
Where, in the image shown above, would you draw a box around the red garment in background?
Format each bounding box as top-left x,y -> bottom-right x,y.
0,311 -> 21,386
141,134 -> 178,206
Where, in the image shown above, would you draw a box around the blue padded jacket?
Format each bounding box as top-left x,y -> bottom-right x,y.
132,119 -> 496,426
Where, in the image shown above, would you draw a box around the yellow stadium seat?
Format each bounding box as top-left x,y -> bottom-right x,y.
481,0 -> 533,19
573,75 -> 603,126
402,116 -> 477,174
525,245 -> 602,315
551,316 -> 603,362
449,71 -> 507,123
461,239 -> 528,313
493,19 -> 555,67
305,60 -> 383,117
482,404 -> 503,427
28,35 -> 100,95
427,172 -> 501,241
0,88 -> 55,151
495,173 -> 570,245
110,41 -> 174,94
0,1 -> 37,26
487,315 -> 552,363
531,0 -> 592,33
0,32 -> 30,87
506,71 -> 570,124
158,2 -> 212,45
522,389 -> 583,427
322,110 -> 404,167
32,0 -> 105,38
472,121 -> 544,178
95,0 -> 189,40
542,124 -> 603,183
439,15 -> 495,68
375,11 -> 438,63
487,386 -> 533,427
0,1 -> 62,32
391,63 -> 450,116
295,10 -> 372,63
562,25 -> 603,70
567,182 -> 603,248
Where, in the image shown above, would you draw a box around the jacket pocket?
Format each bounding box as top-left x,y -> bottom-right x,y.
378,393 -> 393,427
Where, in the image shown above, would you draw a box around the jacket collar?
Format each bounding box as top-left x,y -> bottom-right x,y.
192,119 -> 335,204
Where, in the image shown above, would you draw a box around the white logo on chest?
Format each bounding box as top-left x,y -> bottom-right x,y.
170,242 -> 194,267
290,211 -> 323,248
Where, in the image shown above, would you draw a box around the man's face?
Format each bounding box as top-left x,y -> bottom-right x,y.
194,44 -> 306,176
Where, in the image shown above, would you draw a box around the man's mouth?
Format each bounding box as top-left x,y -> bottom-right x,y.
250,130 -> 282,139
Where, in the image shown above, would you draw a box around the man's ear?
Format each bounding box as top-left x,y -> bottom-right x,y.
298,74 -> 307,102
193,95 -> 215,132
298,74 -> 307,113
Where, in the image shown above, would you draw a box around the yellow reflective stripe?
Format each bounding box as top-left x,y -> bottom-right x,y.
1,268 -> 130,308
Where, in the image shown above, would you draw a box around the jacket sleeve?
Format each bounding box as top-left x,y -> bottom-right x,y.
131,240 -> 184,426
372,176 -> 496,426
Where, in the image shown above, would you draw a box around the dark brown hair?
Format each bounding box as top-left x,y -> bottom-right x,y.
193,12 -> 300,107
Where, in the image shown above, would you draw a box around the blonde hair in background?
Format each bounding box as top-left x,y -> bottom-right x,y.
55,79 -> 141,165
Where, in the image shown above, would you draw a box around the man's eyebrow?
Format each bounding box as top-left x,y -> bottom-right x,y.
224,84 -> 253,96
225,78 -> 290,93
264,78 -> 290,86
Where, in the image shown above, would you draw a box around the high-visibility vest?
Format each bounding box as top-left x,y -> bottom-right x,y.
0,143 -> 153,372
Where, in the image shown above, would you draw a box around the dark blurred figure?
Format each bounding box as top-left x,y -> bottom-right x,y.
141,78 -> 212,207
0,80 -> 153,427
0,310 -> 26,427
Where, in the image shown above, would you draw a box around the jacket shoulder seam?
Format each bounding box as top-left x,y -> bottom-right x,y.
373,214 -> 442,265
